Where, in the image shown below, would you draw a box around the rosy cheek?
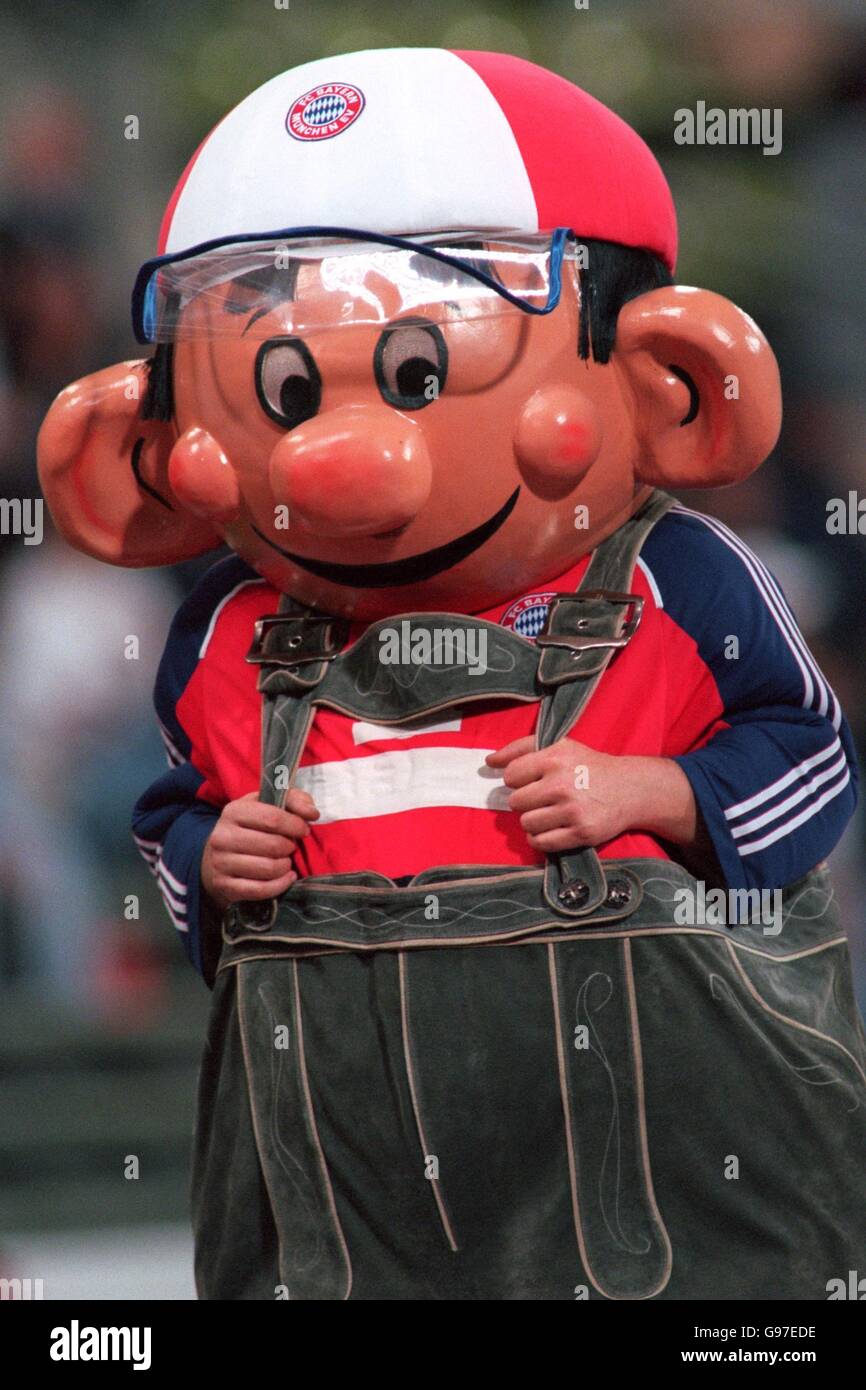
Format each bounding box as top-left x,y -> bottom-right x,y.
514,385 -> 603,485
555,419 -> 595,465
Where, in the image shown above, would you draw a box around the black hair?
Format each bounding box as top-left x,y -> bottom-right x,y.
575,237 -> 673,364
140,238 -> 673,422
141,291 -> 178,422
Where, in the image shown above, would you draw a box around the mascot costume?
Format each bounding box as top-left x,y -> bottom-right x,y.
38,50 -> 866,1300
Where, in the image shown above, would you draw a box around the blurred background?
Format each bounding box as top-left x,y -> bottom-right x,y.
0,0 -> 863,1298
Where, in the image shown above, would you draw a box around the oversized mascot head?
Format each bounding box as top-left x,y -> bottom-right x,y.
38,49 -> 781,620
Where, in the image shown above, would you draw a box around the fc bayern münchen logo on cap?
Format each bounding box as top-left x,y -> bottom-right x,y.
286,83 -> 365,141
501,592 -> 556,640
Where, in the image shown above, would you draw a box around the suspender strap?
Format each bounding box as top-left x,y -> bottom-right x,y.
245,601 -> 349,807
536,490 -> 675,916
537,489 -> 674,743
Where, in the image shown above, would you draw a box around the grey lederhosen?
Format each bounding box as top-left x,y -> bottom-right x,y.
191,491 -> 866,1300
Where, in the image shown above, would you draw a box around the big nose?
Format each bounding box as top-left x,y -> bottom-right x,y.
268,404 -> 433,537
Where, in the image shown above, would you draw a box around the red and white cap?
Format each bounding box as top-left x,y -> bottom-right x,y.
155,48 -> 677,268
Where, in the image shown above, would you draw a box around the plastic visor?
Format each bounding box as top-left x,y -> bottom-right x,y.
131,228 -> 577,343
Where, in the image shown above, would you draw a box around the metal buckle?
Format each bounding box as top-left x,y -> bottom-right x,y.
225,897 -> 279,935
535,590 -> 644,656
245,612 -> 349,669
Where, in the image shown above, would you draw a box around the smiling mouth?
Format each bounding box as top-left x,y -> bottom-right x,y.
251,486 -> 521,588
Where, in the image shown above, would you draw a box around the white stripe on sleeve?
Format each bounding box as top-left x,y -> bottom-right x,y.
736,769 -> 851,856
724,737 -> 842,821
730,750 -> 848,839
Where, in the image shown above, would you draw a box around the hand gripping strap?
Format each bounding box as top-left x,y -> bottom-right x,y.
540,491 -> 674,918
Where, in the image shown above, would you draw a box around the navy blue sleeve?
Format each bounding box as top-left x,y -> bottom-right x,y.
640,506 -> 858,892
132,555 -> 261,979
133,764 -> 221,978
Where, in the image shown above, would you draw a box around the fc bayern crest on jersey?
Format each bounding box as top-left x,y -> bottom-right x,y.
500,592 -> 556,640
286,83 -> 365,141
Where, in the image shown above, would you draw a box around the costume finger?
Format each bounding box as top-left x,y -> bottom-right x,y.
508,776 -> 561,813
285,787 -> 320,819
526,828 -> 587,852
231,800 -> 310,836
218,853 -> 296,881
225,827 -> 303,858
221,870 -> 298,902
519,805 -> 567,835
484,735 -> 536,767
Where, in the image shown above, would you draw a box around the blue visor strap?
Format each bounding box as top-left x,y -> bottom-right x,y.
131,225 -> 572,344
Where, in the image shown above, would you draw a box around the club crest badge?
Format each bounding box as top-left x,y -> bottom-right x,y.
500,592 -> 556,640
286,83 -> 365,141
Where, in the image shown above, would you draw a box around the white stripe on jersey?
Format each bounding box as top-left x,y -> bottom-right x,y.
351,715 -> 463,745
294,747 -> 510,824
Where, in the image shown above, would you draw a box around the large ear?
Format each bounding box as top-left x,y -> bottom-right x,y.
37,360 -> 222,566
616,287 -> 782,488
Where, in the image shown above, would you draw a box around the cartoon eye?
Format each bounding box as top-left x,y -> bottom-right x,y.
374,322 -> 448,410
255,338 -> 322,430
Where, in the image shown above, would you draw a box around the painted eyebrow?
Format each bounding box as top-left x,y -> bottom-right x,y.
242,300 -> 293,334
222,262 -> 300,331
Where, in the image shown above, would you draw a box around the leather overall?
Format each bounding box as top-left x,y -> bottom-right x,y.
191,491 -> 866,1300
